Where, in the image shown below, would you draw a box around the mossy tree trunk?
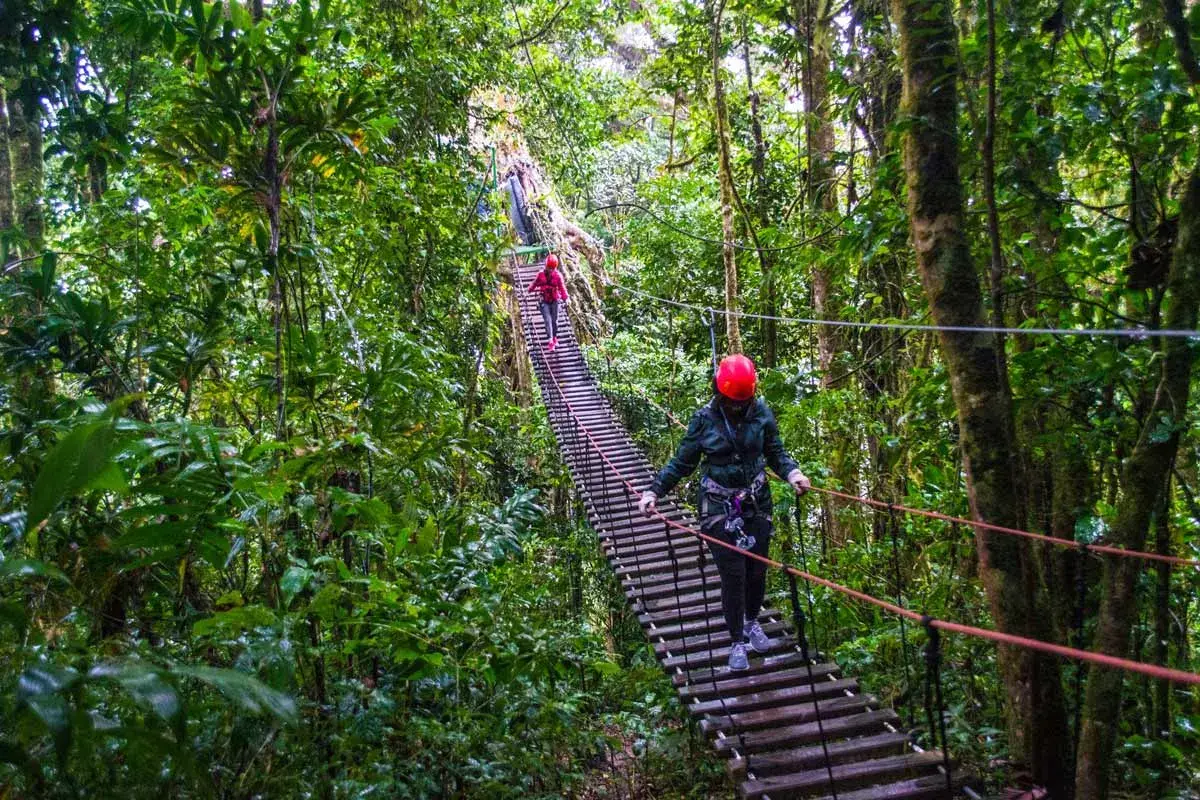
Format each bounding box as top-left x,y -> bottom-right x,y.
709,0 -> 741,355
740,17 -> 776,367
0,84 -> 15,252
891,0 -> 1072,793
795,0 -> 837,381
7,82 -> 44,256
1074,93 -> 1200,800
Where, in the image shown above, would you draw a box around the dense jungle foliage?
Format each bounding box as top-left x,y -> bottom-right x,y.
2,0 -> 1200,797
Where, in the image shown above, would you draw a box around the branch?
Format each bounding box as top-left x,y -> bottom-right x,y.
507,0 -> 571,48
1162,0 -> 1200,86
660,152 -> 699,171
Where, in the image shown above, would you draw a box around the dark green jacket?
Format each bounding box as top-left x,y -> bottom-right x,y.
649,398 -> 799,506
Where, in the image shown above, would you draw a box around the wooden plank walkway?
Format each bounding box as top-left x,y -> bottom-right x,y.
514,260 -> 964,799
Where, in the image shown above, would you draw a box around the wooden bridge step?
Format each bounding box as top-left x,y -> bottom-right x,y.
626,573 -> 715,600
628,564 -> 716,591
643,600 -> 728,628
678,662 -> 841,701
714,709 -> 899,755
688,676 -> 859,716
661,636 -> 796,672
702,692 -> 878,735
728,731 -> 911,778
672,649 -> 815,687
643,610 -> 743,639
739,751 -> 949,800
656,620 -> 790,656
807,772 -> 963,800
614,553 -> 706,578
639,587 -> 725,613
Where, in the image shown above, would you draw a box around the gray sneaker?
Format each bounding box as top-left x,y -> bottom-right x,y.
744,618 -> 770,653
728,642 -> 749,671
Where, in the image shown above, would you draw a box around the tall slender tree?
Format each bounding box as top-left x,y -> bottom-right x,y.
891,0 -> 1071,792
709,0 -> 742,354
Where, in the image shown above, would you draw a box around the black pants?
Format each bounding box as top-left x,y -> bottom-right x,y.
539,300 -> 559,340
705,514 -> 772,644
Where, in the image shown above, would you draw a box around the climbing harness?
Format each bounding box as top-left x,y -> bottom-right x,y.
700,472 -> 767,550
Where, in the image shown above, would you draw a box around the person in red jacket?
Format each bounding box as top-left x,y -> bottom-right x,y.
527,254 -> 569,351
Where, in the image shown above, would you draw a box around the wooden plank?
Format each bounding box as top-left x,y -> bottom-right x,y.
687,677 -> 858,717
702,693 -> 878,736
641,600 -> 728,628
629,565 -> 717,590
712,705 -> 887,754
739,751 -> 947,800
806,773 -> 963,800
678,662 -> 842,701
656,620 -> 791,656
662,636 -> 794,672
728,731 -> 911,778
643,611 -> 747,640
672,649 -> 817,687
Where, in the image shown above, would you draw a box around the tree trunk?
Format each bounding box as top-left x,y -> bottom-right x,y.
1153,491 -> 1171,740
265,111 -> 286,440
1075,159 -> 1200,800
709,0 -> 741,354
7,84 -> 44,256
981,0 -> 1009,384
740,17 -> 777,366
795,0 -> 838,382
0,84 -> 15,254
891,0 -> 1072,793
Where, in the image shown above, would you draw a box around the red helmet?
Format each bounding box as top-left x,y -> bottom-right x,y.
715,354 -> 756,401
545,253 -> 559,269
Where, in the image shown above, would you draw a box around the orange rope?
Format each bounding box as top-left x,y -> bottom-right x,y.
536,359 -> 1200,687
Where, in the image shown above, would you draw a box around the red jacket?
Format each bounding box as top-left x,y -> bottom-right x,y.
528,268 -> 568,303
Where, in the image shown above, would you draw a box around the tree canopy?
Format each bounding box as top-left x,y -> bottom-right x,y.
2,0 -> 1200,797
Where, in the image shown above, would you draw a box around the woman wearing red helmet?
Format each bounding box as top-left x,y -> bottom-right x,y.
639,354 -> 811,671
526,254 -> 569,351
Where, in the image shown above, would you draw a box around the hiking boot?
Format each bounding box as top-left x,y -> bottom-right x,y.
745,618 -> 770,653
728,642 -> 749,671
546,337 -> 556,351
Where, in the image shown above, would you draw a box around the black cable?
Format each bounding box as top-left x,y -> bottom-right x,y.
922,616 -> 954,796
889,504 -> 914,727
703,308 -> 719,374
793,501 -> 820,656
1072,542 -> 1089,759
788,573 -> 838,800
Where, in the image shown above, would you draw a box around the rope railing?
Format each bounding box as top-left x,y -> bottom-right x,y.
627,394 -> 1200,569
532,354 -> 1200,688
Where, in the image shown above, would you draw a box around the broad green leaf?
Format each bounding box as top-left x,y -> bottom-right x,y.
280,565 -> 314,605
26,415 -> 123,534
26,421 -> 103,533
88,662 -> 185,742
192,605 -> 278,636
18,666 -> 80,756
0,560 -> 69,583
174,666 -> 296,723
119,522 -> 193,550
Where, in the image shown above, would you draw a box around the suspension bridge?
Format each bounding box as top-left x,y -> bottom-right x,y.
512,255 -> 969,799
